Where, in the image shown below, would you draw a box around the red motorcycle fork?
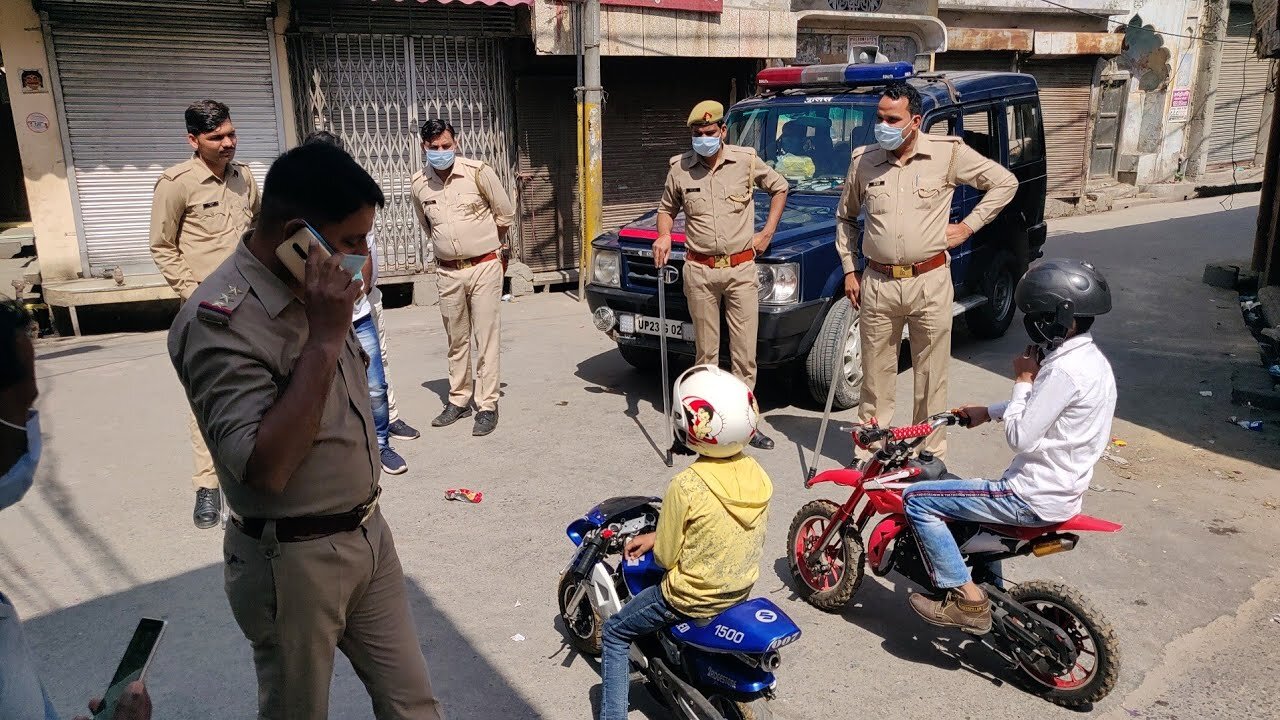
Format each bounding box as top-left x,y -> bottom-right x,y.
803,458 -> 884,566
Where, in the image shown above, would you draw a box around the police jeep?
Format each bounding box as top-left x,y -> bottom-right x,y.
586,62 -> 1048,408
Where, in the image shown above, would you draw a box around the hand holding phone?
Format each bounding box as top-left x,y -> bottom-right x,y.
86,618 -> 164,719
276,223 -> 367,284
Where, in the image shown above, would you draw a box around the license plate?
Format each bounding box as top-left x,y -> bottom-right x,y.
634,315 -> 691,340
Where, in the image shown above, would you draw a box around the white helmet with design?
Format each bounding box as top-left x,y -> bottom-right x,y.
672,364 -> 760,458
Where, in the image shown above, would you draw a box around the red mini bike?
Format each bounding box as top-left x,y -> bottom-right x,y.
786,412 -> 1121,708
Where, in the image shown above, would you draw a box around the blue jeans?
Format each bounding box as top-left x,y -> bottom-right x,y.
902,478 -> 1049,589
354,314 -> 389,448
599,584 -> 687,720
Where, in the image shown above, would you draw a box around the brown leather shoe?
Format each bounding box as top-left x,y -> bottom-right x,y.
909,589 -> 992,635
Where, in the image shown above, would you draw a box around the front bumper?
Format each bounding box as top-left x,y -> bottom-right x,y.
586,284 -> 828,368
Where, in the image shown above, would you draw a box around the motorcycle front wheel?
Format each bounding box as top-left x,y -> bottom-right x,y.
786,499 -> 865,611
1007,580 -> 1120,708
708,695 -> 774,720
557,572 -> 603,656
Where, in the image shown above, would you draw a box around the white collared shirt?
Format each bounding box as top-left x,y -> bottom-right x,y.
988,334 -> 1117,522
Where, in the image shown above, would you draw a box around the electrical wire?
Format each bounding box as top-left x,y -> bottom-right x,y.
1033,0 -> 1253,45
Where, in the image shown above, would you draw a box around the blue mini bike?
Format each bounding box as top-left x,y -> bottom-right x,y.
559,496 -> 801,720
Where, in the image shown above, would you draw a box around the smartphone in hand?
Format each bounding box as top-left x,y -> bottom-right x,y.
275,223 -> 367,284
94,618 -> 166,718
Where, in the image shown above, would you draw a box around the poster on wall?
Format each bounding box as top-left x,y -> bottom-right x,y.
20,69 -> 47,94
1168,89 -> 1191,123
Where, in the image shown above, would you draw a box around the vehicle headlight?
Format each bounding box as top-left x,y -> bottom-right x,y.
757,263 -> 800,305
591,249 -> 621,288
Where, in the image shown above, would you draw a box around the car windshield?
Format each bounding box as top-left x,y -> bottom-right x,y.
726,103 -> 877,194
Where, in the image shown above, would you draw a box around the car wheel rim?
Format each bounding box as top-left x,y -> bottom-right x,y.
991,268 -> 1014,320
843,316 -> 862,387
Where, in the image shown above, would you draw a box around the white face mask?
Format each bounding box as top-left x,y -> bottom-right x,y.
0,410 -> 41,511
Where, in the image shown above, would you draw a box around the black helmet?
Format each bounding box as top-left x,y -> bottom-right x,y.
1015,258 -> 1111,350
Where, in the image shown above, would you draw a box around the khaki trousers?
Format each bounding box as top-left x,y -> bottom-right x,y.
858,265 -> 953,458
223,508 -> 444,720
682,260 -> 759,389
436,259 -> 502,411
188,409 -> 218,490
371,299 -> 399,423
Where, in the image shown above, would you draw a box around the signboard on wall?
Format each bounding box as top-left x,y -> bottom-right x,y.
602,0 -> 722,12
790,0 -> 931,13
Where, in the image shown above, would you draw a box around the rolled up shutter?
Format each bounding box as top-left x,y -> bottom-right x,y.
1207,4 -> 1275,168
1022,58 -> 1095,199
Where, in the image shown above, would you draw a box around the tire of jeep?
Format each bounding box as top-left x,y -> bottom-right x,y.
965,249 -> 1020,339
617,345 -> 659,371
805,297 -> 862,411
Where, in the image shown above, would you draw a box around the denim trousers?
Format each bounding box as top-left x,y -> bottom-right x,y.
598,584 -> 686,720
902,478 -> 1047,589
353,313 -> 390,448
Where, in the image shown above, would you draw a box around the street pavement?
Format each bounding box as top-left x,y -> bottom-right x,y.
3,192 -> 1278,719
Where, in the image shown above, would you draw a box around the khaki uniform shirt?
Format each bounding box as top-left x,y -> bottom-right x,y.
167,238 -> 379,519
150,157 -> 260,300
835,133 -> 1018,274
411,157 -> 515,262
658,145 -> 789,256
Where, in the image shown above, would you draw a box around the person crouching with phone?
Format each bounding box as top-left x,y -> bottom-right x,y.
168,144 -> 443,719
0,300 -> 152,720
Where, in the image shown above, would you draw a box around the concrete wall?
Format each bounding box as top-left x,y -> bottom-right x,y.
940,0 -> 1130,12
1111,0 -> 1203,186
532,0 -> 797,57
0,0 -> 81,282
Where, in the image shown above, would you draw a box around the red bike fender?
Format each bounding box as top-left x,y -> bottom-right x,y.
804,468 -> 864,489
867,516 -> 907,571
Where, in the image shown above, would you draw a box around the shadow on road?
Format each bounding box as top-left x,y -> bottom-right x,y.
22,565 -> 543,719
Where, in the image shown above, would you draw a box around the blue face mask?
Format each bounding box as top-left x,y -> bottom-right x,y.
426,149 -> 456,170
874,122 -> 908,151
692,135 -> 721,157
305,222 -> 365,285
0,411 -> 41,512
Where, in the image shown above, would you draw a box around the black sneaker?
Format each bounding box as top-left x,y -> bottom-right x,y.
749,428 -> 775,450
193,488 -> 221,529
380,446 -> 408,475
432,404 -> 472,427
388,419 -> 421,441
473,409 -> 498,437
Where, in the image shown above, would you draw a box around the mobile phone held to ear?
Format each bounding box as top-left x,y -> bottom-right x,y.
94,618 -> 167,718
276,224 -> 331,284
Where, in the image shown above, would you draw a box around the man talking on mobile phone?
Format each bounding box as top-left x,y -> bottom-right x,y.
169,144 -> 443,719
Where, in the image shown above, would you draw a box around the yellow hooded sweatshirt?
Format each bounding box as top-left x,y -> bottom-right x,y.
654,453 -> 773,618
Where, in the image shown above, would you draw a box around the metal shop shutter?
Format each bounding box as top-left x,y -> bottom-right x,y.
1023,58 -> 1095,199
44,1 -> 284,275
1207,4 -> 1276,167
289,22 -> 516,276
515,76 -> 580,275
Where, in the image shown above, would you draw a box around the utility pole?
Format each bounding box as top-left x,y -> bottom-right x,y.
577,0 -> 604,299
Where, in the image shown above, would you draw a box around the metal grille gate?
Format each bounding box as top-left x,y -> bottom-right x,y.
289,33 -> 515,276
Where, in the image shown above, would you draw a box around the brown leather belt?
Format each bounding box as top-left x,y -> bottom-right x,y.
438,251 -> 498,271
232,488 -> 381,543
866,252 -> 946,279
685,248 -> 756,269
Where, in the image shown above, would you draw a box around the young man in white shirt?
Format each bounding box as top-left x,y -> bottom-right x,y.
901,259 -> 1116,634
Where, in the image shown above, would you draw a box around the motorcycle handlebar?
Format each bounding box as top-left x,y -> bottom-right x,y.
852,413 -> 964,447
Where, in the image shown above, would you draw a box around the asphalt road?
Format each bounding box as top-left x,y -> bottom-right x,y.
3,193 -> 1277,719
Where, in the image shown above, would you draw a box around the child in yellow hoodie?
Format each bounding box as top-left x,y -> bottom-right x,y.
598,365 -> 773,720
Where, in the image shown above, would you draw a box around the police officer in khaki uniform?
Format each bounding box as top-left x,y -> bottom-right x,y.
836,83 -> 1017,458
150,100 -> 260,528
412,119 -> 515,438
168,144 -> 442,720
654,101 -> 789,450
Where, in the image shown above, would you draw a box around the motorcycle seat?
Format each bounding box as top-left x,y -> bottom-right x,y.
668,598 -> 801,655
983,513 -> 1124,541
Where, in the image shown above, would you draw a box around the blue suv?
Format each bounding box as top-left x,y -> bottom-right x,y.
586,63 -> 1047,409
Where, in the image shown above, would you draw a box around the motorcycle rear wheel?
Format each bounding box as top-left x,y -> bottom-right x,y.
786,499 -> 865,611
1007,580 -> 1120,708
708,695 -> 774,720
557,572 -> 603,656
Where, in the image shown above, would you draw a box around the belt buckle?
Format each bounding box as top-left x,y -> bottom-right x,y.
458,259 -> 473,270
891,264 -> 913,279
713,255 -> 732,269
359,488 -> 381,526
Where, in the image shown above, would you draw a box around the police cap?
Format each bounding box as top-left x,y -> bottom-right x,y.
687,101 -> 725,128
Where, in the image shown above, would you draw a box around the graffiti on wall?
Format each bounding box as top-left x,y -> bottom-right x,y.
1119,15 -> 1172,92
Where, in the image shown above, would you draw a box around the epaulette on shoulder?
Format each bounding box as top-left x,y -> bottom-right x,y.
196,283 -> 249,327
